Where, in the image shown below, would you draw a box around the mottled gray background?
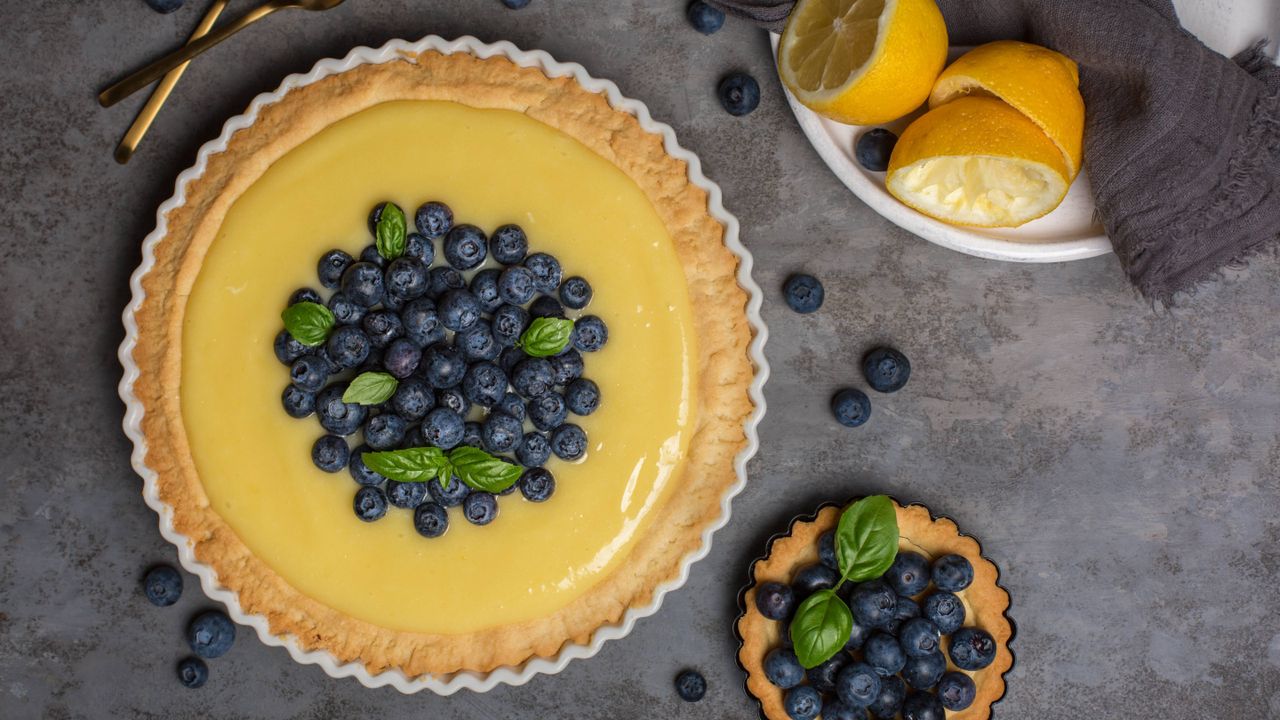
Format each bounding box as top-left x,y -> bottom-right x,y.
2,1 -> 1279,718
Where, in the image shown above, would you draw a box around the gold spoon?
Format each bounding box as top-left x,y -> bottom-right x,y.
115,0 -> 230,164
98,0 -> 346,108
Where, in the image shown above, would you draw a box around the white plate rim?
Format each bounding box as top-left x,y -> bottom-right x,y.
117,34 -> 771,695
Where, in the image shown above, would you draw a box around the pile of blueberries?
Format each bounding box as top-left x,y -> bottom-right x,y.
275,201 -> 608,537
755,543 -> 997,720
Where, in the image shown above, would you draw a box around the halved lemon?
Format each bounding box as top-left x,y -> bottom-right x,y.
886,96 -> 1071,228
929,40 -> 1085,178
778,0 -> 948,125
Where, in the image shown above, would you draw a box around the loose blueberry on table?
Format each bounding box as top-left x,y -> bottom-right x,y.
686,0 -> 725,34
274,201 -> 608,538
751,497 -> 989,718
675,668 -> 707,702
142,565 -> 183,607
719,72 -> 762,116
855,128 -> 899,173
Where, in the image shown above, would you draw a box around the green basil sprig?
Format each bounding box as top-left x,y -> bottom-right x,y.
518,317 -> 574,358
280,301 -> 335,347
789,495 -> 899,668
359,445 -> 521,494
375,202 -> 406,260
342,372 -> 399,405
447,446 -> 522,493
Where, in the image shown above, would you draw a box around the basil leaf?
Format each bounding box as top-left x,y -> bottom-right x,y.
342,372 -> 399,405
835,495 -> 899,583
518,317 -> 574,358
361,447 -> 450,483
375,202 -> 406,260
789,589 -> 853,669
280,302 -> 335,347
448,446 -> 522,493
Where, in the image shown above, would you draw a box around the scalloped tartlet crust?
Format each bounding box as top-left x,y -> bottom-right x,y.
737,502 -> 1014,720
131,51 -> 755,676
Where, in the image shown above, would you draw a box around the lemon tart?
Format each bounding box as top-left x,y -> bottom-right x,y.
126,44 -> 760,679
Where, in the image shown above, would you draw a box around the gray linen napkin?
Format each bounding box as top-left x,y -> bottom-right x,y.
709,0 -> 1280,301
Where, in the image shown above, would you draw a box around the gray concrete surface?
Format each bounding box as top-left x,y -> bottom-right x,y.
2,1 -> 1279,718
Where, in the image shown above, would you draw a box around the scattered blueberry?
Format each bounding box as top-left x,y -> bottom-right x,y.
489,224 -> 529,264
177,656 -> 207,688
564,378 -> 600,416
462,361 -> 508,408
783,274 -> 824,313
491,304 -> 530,347
429,476 -> 470,507
364,414 -> 407,450
187,611 -> 235,659
347,445 -> 385,486
948,627 -> 997,670
289,287 -> 323,306
763,647 -> 805,689
457,323 -> 500,362
274,330 -> 310,365
382,338 -> 422,379
792,563 -> 840,600
463,492 -> 498,525
404,232 -> 435,265
864,631 -> 906,676
482,412 -> 523,454
834,661 -> 881,708
287,355 -> 327,393
529,294 -> 566,319
353,486 -> 389,522
438,289 -> 481,332
844,619 -> 871,652
863,347 -> 911,393
367,201 -> 400,236
899,617 -> 940,659
360,243 -> 387,268
528,392 -> 568,432
518,467 -> 556,502
549,424 -> 588,460
401,298 -> 445,347
427,266 -> 466,297
415,201 -> 453,238
902,650 -> 947,690
887,551 -> 932,597
315,383 -> 368,435
932,554 -> 974,592
559,276 -> 593,309
340,262 -> 385,307
674,669 -> 706,702
523,253 -> 562,294
512,358 -> 556,398
144,0 -> 184,13
937,672 -> 977,711
327,293 -> 366,326
421,408 -> 465,449
143,565 -> 183,607
686,0 -> 725,34
443,224 -> 488,270
831,388 -> 871,428
495,266 -> 535,306
499,346 -> 525,374
386,480 -> 428,509
718,72 -> 761,116
755,581 -> 795,621
413,502 -> 450,537
361,311 -> 405,351
868,674 -> 907,718
462,421 -> 484,449
818,530 -> 838,569
549,349 -> 584,385
282,385 -> 315,418
501,0 -> 531,8
311,434 -> 350,472
572,315 -> 609,352
806,653 -> 848,694
498,392 -> 527,421
421,343 -> 468,388
436,386 -> 471,416
902,691 -> 946,720
822,698 -> 865,720
849,580 -> 898,629
384,257 -> 429,300
325,326 -> 372,370
783,685 -> 822,720
922,591 -> 965,635
855,128 -> 898,172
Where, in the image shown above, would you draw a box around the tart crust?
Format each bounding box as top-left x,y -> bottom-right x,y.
736,502 -> 1013,720
131,50 -> 755,676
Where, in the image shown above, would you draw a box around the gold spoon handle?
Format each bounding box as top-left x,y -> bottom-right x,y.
114,0 -> 230,164
99,0 -> 292,108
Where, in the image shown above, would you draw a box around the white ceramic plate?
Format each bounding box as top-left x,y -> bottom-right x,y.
118,35 -> 770,695
771,0 -> 1280,262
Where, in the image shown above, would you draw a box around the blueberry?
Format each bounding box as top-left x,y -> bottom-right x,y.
523,253 -> 562,294
481,412 -> 523,454
922,591 -> 965,635
818,530 -> 838,569
674,669 -> 706,702
358,310 -> 401,349
501,0 -> 530,9
834,661 -> 881,708
572,315 -> 608,352
902,691 -> 946,720
499,347 -> 526,374
863,347 -> 911,393
831,388 -> 871,428
282,385 -> 316,418
498,392 -> 526,421
792,563 -> 840,600
326,326 -> 372,369
429,476 -> 470,507
145,0 -> 184,13
763,648 -> 804,689
806,652 -> 847,694
413,502 -> 449,537
783,686 -> 822,720
187,611 -> 235,659
849,580 -> 897,629
512,358 -> 555,398
899,617 -> 941,657
844,619 -> 871,652
404,232 -> 436,265
383,338 -> 422,379
881,552 -> 930,598
427,266 -> 466,298
822,698 -> 866,720
549,349 -> 584,385
360,243 -> 388,269
421,344 -> 467,388
340,262 -> 385,307
364,414 -> 407,450
902,650 -> 946,690
385,257 -> 429,300
718,72 -> 761,116
948,626 -> 997,670
864,631 -> 907,677
517,431 -> 552,467
517,467 -> 555,501
274,330 -> 311,365
891,595 -> 922,633
289,287 -> 323,306
932,554 -> 974,592
549,424 -> 587,460
491,304 -> 531,347
412,201 -> 451,238
686,0 -> 725,34
498,266 -> 537,305
462,361 -> 508,408
421,408 -> 466,449
438,289 -> 481,332
754,581 -> 795,620
316,384 -> 368,435
386,480 -> 428,509
469,269 -> 504,313
529,295 -> 566,319
443,224 -> 488,270
368,201 -> 402,237
489,224 -> 529,265
868,674 -> 907,718
855,128 -> 898,173
563,378 -> 600,416
348,445 -> 385,486
552,278 -> 591,312
176,656 -> 207,688
457,323 -> 500,362
354,486 -> 389,522
937,672 -> 977,711
463,492 -> 498,525
783,273 -> 824,313
143,565 -> 183,607
528,392 -> 568,431
311,434 -> 350,472
327,293 -> 366,326
462,421 -> 484,448
401,298 -> 445,348
436,386 -> 471,416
